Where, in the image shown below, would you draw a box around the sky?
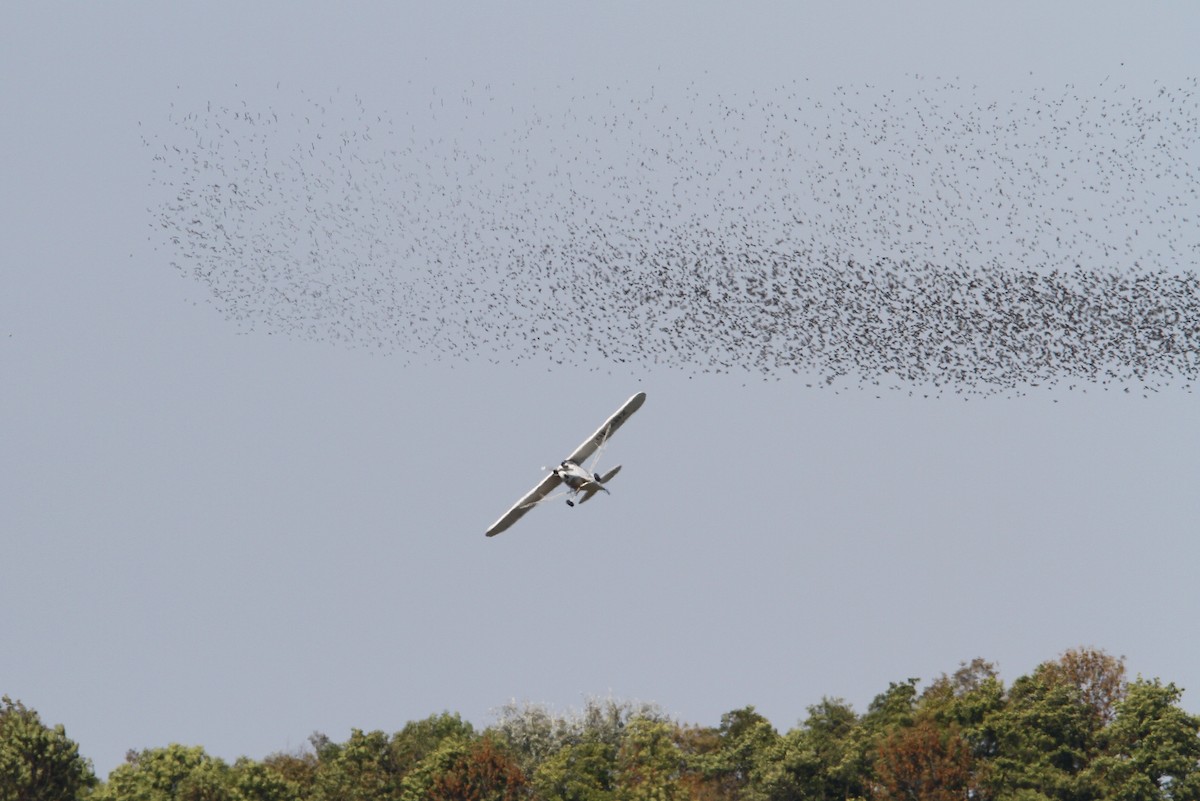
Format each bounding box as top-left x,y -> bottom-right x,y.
2,1 -> 1199,780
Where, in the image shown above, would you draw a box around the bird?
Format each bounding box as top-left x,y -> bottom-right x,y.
144,76 -> 1200,397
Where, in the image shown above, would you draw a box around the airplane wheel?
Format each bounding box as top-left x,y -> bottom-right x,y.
566,500 -> 574,507
594,473 -> 601,481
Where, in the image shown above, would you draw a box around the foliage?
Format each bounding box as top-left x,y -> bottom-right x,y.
680,706 -> 778,800
493,697 -> 668,778
1089,678 -> 1200,801
917,658 -> 1006,763
15,646 -> 1198,801
980,670 -> 1100,801
229,757 -> 302,801
1039,647 -> 1128,727
425,736 -> 526,801
259,749 -> 317,800
872,719 -> 974,801
310,728 -> 403,801
390,712 -> 475,775
95,744 -> 234,801
532,739 -> 619,801
0,696 -> 96,801
752,697 -> 868,801
396,734 -> 472,801
614,717 -> 685,801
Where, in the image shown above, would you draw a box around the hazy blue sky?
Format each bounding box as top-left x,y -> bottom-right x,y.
3,1 -> 1198,779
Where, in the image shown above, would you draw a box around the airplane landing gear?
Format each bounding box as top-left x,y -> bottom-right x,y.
566,500 -> 575,507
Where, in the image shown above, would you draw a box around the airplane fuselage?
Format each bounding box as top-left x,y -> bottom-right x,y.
555,460 -> 605,493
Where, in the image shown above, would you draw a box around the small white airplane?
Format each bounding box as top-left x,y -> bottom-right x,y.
486,391 -> 647,537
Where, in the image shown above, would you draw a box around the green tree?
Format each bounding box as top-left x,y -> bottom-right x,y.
919,659 -> 1005,728
229,757 -> 302,801
753,697 -> 865,801
682,707 -> 779,800
0,696 -> 96,801
1089,678 -> 1200,801
399,736 -> 472,801
615,718 -> 685,801
862,680 -> 920,735
717,707 -> 779,792
531,739 -> 618,801
259,749 -> 317,800
390,712 -> 475,776
307,714 -> 475,801
97,744 -> 235,801
311,728 -> 402,801
970,650 -> 1126,801
918,659 -> 1006,765
980,671 -> 1099,801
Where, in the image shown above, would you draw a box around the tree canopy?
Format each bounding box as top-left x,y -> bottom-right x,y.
5,648 -> 1199,801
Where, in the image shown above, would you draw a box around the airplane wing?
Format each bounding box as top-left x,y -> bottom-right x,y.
565,391 -> 647,466
485,472 -> 563,537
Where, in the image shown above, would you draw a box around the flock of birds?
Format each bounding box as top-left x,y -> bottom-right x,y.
145,78 -> 1198,396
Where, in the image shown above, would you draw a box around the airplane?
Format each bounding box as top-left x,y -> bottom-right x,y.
485,391 -> 647,537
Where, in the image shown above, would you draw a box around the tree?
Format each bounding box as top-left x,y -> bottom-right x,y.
399,736 -> 472,801
872,719 -> 974,801
681,707 -> 779,800
716,707 -> 779,790
491,701 -> 572,779
311,728 -> 403,801
0,696 -> 96,801
615,718 -> 685,801
259,749 -> 317,800
577,699 -> 669,749
980,671 -> 1100,801
919,659 -> 1003,721
390,712 -> 476,777
1040,648 -> 1126,727
493,698 -> 667,782
532,739 -> 618,801
96,743 -> 234,801
919,659 -> 1006,761
427,736 -> 526,801
1089,679 -> 1200,801
750,698 -> 865,801
863,680 -> 920,734
229,757 -> 303,801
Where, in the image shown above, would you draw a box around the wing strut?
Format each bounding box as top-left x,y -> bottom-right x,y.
520,486 -> 570,510
586,420 -> 615,479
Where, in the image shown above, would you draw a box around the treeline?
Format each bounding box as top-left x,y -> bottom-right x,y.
4,648 -> 1199,801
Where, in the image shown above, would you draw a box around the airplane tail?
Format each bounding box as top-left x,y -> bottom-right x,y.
598,465 -> 622,484
579,466 -> 621,505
